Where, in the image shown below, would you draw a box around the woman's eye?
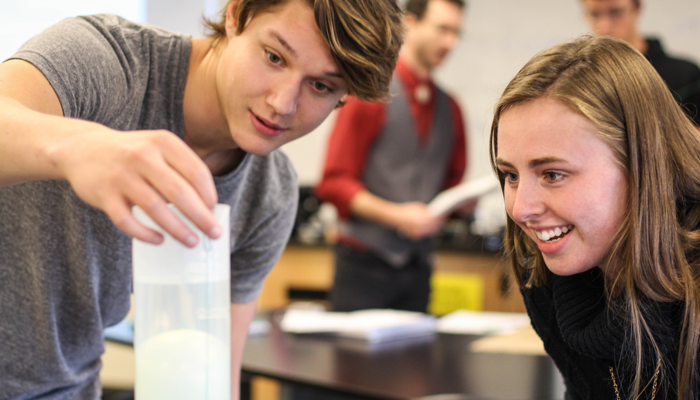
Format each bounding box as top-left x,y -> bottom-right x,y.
544,171 -> 564,182
503,171 -> 519,183
266,50 -> 282,65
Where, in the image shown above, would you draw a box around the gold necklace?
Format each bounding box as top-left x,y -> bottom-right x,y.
609,360 -> 661,400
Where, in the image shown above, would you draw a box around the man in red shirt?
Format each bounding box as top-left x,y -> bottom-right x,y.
315,0 -> 470,312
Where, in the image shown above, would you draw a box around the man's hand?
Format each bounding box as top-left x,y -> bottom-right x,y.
350,190 -> 446,241
394,202 -> 445,241
48,128 -> 221,247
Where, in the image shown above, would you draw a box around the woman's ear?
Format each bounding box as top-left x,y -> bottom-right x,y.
224,0 -> 240,39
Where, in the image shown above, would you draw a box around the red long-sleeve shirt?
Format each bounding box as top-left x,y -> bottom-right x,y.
315,59 -> 468,220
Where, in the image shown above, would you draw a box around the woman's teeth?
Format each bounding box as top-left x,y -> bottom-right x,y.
535,225 -> 573,242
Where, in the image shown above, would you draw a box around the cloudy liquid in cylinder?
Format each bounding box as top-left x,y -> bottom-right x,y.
134,279 -> 230,400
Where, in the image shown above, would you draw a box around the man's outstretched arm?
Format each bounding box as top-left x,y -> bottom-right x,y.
0,59 -> 221,246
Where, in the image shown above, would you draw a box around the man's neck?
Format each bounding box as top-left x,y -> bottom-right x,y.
398,52 -> 432,81
183,37 -> 245,176
628,32 -> 648,54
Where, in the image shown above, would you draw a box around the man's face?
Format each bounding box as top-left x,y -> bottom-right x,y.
407,0 -> 464,70
215,0 -> 348,156
582,0 -> 640,44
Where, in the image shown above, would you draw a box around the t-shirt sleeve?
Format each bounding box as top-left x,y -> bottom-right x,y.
9,15 -> 136,123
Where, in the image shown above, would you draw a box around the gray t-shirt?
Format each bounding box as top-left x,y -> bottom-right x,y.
0,15 -> 298,400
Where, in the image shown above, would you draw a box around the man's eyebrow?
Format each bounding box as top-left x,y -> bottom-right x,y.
268,29 -> 297,58
266,29 -> 344,79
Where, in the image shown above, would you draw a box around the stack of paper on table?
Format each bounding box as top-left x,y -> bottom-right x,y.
470,325 -> 546,355
280,309 -> 437,343
436,310 -> 531,335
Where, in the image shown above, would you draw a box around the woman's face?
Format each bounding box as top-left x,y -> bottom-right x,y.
496,96 -> 628,276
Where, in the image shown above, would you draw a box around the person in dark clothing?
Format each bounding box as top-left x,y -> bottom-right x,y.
490,35 -> 700,400
582,0 -> 700,125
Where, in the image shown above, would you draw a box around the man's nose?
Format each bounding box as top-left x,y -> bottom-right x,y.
594,17 -> 614,36
267,75 -> 300,116
440,29 -> 460,52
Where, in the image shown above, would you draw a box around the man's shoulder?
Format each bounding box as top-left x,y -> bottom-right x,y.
645,37 -> 700,77
77,14 -> 184,38
222,150 -> 299,209
47,14 -> 189,57
222,151 -> 299,245
252,150 -> 299,195
342,96 -> 387,115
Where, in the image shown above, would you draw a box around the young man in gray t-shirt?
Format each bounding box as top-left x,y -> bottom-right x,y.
0,1 -> 404,399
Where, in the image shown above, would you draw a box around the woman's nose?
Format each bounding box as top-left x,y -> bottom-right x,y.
508,180 -> 546,223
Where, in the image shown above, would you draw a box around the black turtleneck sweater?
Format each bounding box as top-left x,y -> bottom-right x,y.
644,37 -> 700,126
522,268 -> 686,400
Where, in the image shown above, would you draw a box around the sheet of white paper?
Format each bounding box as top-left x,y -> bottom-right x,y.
428,175 -> 501,216
436,310 -> 531,335
470,325 -> 546,355
280,309 -> 437,343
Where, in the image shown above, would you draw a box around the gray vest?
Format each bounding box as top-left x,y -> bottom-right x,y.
344,77 -> 454,266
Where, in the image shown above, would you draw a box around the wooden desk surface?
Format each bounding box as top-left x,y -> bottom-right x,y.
242,312 -> 565,400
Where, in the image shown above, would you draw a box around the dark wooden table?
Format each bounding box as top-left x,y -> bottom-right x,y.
241,311 -> 565,400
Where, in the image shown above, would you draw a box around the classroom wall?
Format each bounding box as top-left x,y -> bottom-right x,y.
0,0 -> 230,62
147,0 -> 225,38
282,0 -> 700,186
4,1 -> 700,188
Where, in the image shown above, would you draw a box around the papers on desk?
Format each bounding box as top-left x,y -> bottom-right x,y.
436,310 -> 545,355
428,175 -> 500,216
280,309 -> 437,343
470,325 -> 547,355
436,310 -> 531,335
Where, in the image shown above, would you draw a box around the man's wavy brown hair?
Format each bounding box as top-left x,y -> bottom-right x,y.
203,0 -> 404,104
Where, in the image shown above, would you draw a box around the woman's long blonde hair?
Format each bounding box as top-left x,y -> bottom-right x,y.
489,35 -> 700,399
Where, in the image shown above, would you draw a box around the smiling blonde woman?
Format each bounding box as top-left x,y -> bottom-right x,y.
491,35 -> 700,400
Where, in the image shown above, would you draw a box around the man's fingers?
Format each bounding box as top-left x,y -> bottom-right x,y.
106,201 -> 164,245
142,162 -> 222,241
123,181 -> 204,247
159,133 -> 219,209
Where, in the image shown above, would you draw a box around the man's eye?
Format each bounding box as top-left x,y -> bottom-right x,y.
313,81 -> 333,93
544,171 -> 563,181
266,50 -> 282,65
610,9 -> 624,19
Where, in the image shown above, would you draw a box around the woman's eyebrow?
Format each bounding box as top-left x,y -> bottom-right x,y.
495,158 -> 514,168
529,156 -> 566,168
496,156 -> 567,168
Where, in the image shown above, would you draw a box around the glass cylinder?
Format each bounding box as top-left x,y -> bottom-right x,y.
133,204 -> 231,400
